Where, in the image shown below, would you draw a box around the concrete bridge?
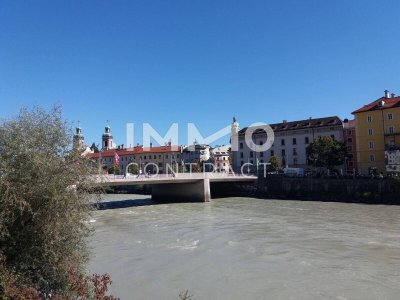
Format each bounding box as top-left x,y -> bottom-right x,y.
94,173 -> 257,202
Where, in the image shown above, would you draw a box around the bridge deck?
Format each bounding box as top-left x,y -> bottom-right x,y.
93,173 -> 257,186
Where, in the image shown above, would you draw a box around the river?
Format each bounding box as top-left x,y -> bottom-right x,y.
89,194 -> 400,300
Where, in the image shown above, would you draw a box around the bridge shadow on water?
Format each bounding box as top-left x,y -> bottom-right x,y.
95,198 -> 158,210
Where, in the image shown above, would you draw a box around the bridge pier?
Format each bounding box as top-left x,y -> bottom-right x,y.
151,179 -> 211,202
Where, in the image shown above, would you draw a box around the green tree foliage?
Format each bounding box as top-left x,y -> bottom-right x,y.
306,136 -> 347,170
127,163 -> 139,174
268,156 -> 280,171
108,165 -> 120,174
0,106 -> 102,297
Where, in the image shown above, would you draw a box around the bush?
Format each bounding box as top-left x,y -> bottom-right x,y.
0,106 -> 115,298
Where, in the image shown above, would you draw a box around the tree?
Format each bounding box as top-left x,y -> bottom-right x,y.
108,165 -> 120,174
306,136 -> 347,170
127,163 -> 139,174
268,156 -> 281,171
0,106 -> 114,297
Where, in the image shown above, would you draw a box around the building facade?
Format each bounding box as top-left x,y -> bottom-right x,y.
211,145 -> 231,172
87,145 -> 183,174
343,119 -> 358,174
181,144 -> 210,164
232,116 -> 344,173
352,90 -> 400,175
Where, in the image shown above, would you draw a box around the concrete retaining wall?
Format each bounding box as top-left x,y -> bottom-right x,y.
257,175 -> 400,204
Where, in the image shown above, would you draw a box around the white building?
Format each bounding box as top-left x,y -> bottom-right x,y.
211,145 -> 230,172
232,116 -> 344,173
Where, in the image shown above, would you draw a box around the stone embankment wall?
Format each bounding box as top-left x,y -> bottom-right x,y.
257,175 -> 400,204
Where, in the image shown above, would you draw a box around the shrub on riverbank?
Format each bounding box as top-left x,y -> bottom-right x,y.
0,106 -> 116,298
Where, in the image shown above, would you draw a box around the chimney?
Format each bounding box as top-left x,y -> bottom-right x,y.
150,142 -> 153,148
384,90 -> 390,98
391,93 -> 396,98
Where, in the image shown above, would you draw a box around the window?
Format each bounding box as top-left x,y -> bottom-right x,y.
240,152 -> 243,158
347,137 -> 352,143
250,151 -> 254,158
293,158 -> 298,166
368,129 -> 373,136
367,115 -> 372,123
292,138 -> 297,145
305,137 -> 309,144
241,161 -> 244,166
347,146 -> 353,151
281,149 -> 286,156
259,141 -> 263,145
369,155 -> 375,162
281,139 -> 285,146
144,155 -> 146,159
260,152 -> 264,157
368,141 -> 375,149
166,155 -> 168,158
330,135 -> 335,139
270,150 -> 274,156
389,127 -> 394,134
388,113 -> 393,120
240,142 -> 243,149
293,148 -> 297,155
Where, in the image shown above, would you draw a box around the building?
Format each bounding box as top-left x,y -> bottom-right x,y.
73,125 -> 85,149
352,90 -> 400,175
181,143 -> 210,164
343,119 -> 357,174
211,145 -> 231,172
232,116 -> 344,173
87,145 -> 183,174
102,123 -> 114,150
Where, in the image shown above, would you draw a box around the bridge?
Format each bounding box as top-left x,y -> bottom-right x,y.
93,173 -> 257,202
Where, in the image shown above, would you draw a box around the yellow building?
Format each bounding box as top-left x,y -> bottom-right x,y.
352,90 -> 400,175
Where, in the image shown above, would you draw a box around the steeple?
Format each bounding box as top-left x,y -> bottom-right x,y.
230,117 -> 239,151
102,121 -> 114,150
73,121 -> 85,149
231,116 -> 239,134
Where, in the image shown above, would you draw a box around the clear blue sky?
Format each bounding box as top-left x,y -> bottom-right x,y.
1,0 -> 399,147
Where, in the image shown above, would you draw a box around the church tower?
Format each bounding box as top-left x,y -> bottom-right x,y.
102,123 -> 114,150
73,123 -> 85,149
230,117 -> 239,151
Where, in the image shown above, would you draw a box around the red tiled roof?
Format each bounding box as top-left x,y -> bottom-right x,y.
238,116 -> 342,135
86,145 -> 181,158
352,97 -> 400,114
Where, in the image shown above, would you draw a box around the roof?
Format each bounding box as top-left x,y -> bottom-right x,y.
238,116 -> 342,135
343,119 -> 355,129
352,96 -> 400,114
86,145 -> 182,158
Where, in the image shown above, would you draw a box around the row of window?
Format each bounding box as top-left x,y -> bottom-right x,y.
240,148 -> 298,158
367,113 -> 395,123
239,135 -> 337,149
98,153 -> 180,163
367,127 -> 396,135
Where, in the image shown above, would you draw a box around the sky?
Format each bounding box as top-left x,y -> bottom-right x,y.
1,0 -> 400,147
